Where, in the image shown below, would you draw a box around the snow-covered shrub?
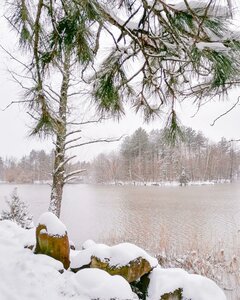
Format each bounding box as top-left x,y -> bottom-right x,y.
179,169 -> 189,186
0,188 -> 33,229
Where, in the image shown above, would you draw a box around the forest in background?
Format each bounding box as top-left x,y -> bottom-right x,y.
0,126 -> 239,185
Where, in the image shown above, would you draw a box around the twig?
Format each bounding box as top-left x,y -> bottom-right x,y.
1,100 -> 32,111
210,97 -> 240,126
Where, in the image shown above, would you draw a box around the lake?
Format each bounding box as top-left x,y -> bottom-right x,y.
0,182 -> 240,255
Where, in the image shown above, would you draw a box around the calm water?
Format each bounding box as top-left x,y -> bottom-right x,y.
0,183 -> 240,255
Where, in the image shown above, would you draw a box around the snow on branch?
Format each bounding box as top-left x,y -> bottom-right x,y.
64,169 -> 86,183
65,136 -> 124,151
52,155 -> 76,174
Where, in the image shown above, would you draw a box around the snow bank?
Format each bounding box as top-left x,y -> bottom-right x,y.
0,220 -> 35,247
73,268 -> 134,299
0,221 -> 70,300
37,212 -> 67,236
0,221 -> 134,300
71,241 -> 158,269
0,221 -> 226,300
147,266 -> 226,300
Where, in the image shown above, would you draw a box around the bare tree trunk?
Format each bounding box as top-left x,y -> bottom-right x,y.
49,52 -> 71,217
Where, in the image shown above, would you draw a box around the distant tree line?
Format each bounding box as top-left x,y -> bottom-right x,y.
0,127 -> 239,184
90,127 -> 240,184
0,150 -> 89,184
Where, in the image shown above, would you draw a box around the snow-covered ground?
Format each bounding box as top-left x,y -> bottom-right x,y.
0,218 -> 227,300
102,179 -> 230,187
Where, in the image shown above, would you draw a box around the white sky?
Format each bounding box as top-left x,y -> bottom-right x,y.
0,2 -> 240,162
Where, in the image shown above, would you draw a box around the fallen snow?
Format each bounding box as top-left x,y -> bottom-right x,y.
71,241 -> 158,269
73,268 -> 134,300
0,220 -> 35,247
81,239 -> 96,249
0,220 -> 227,300
147,266 -> 227,300
0,221 -> 134,300
37,212 -> 67,236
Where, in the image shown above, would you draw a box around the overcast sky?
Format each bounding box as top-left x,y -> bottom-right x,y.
0,3 -> 240,162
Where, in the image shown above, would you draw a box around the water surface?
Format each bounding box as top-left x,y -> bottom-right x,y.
0,183 -> 240,254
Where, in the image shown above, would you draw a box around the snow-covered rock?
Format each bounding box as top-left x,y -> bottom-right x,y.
147,266 -> 227,300
81,239 -> 96,250
35,212 -> 70,269
73,268 -> 134,300
37,212 -> 67,237
71,242 -> 158,282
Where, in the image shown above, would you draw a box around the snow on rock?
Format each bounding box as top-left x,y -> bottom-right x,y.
71,243 -> 108,269
81,239 -> 96,250
35,212 -> 70,269
147,266 -> 226,300
71,242 -> 158,270
183,274 -> 227,300
94,242 -> 158,268
73,268 -> 134,300
37,212 -> 67,236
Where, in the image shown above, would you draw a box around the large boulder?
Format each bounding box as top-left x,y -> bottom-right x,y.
71,242 -> 158,282
147,267 -> 226,300
34,212 -> 70,269
91,255 -> 152,283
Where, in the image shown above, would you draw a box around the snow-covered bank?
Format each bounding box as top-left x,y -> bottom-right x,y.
0,217 -> 227,300
0,220 -> 134,300
98,179 -> 231,187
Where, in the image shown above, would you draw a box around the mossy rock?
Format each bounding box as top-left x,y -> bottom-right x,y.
161,288 -> 183,299
91,256 -> 152,283
35,224 -> 70,269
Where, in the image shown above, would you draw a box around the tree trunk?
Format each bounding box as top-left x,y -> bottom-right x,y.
49,52 -> 71,218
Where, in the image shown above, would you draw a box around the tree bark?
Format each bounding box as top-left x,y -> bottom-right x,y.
49,52 -> 71,218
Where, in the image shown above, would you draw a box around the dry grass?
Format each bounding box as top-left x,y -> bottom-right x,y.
100,230 -> 240,300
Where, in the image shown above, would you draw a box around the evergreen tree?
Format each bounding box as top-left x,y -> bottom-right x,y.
0,188 -> 33,229
5,0 -> 240,216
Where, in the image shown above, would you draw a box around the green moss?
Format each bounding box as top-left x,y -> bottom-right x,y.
90,256 -> 152,283
161,288 -> 183,300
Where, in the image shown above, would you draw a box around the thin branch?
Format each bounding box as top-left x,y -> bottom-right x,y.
68,116 -> 109,126
1,100 -> 32,111
65,129 -> 82,138
210,96 -> 240,126
65,136 -> 124,151
64,136 -> 82,147
64,169 -> 86,182
0,44 -> 33,74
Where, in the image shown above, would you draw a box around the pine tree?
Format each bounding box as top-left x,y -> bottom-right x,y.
0,188 -> 33,229
5,0 -> 240,216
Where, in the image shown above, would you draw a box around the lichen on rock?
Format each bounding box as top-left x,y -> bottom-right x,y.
91,255 -> 153,283
34,212 -> 70,269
